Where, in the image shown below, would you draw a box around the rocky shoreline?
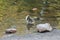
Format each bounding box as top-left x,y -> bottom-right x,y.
1,29 -> 60,40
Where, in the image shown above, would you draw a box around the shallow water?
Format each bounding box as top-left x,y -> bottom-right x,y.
0,19 -> 60,37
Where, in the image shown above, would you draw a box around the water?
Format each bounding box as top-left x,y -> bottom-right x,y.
0,19 -> 59,37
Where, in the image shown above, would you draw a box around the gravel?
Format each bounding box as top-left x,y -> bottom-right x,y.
0,29 -> 60,40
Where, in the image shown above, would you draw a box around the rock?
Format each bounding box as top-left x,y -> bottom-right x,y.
36,23 -> 53,32
1,29 -> 60,40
